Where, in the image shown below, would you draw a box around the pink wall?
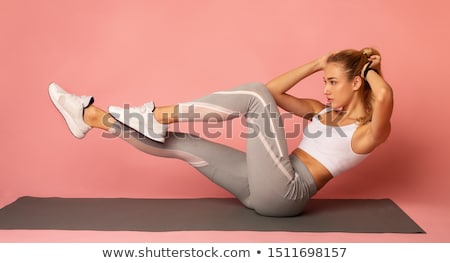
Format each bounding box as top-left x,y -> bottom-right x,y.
1,0 -> 450,241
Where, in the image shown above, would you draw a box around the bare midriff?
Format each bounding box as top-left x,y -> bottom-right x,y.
293,148 -> 333,190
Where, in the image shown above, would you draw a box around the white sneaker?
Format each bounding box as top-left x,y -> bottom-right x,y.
48,82 -> 94,139
108,102 -> 168,143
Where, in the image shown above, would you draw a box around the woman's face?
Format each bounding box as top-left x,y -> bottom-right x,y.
323,62 -> 357,109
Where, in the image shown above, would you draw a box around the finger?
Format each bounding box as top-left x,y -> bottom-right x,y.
370,55 -> 381,60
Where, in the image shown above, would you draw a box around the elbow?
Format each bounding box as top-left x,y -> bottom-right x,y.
265,82 -> 284,99
373,84 -> 393,104
265,81 -> 279,94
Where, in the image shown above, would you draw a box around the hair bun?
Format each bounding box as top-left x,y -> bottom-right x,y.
361,47 -> 381,58
361,48 -> 373,58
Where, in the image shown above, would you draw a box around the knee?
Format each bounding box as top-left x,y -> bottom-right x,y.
236,82 -> 274,103
242,82 -> 270,95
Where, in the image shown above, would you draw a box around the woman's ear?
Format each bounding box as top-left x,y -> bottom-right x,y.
352,76 -> 363,91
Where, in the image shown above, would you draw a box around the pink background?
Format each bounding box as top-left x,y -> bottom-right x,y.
1,0 -> 449,242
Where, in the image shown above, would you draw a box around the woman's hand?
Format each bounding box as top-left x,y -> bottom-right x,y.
315,51 -> 337,71
368,54 -> 381,71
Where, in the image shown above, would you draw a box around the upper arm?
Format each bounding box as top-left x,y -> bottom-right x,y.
273,93 -> 325,119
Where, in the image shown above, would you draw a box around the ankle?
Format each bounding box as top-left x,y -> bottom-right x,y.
82,106 -> 97,127
153,106 -> 177,124
83,105 -> 115,131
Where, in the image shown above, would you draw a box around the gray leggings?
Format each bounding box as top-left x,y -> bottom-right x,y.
111,82 -> 317,216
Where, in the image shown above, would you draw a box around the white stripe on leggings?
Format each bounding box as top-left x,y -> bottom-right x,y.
257,133 -> 293,180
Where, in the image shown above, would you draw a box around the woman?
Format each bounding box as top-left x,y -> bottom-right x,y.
49,48 -> 393,217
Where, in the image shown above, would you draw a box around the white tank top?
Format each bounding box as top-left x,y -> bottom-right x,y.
298,107 -> 369,177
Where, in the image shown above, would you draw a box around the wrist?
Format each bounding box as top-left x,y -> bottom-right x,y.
361,61 -> 372,78
364,68 -> 379,80
313,59 -> 326,72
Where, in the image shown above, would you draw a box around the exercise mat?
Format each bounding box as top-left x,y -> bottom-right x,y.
0,197 -> 424,233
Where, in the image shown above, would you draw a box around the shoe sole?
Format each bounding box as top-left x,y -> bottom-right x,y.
48,83 -> 85,139
108,106 -> 165,143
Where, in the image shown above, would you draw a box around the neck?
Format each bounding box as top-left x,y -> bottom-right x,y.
340,95 -> 367,121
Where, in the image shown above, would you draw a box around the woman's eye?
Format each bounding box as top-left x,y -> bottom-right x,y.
330,81 -> 336,85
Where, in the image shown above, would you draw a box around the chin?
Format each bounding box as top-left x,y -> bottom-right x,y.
331,103 -> 345,111
327,101 -> 340,109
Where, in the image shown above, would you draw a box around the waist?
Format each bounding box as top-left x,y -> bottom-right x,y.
292,148 -> 333,190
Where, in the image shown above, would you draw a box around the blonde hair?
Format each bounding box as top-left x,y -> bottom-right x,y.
327,48 -> 381,124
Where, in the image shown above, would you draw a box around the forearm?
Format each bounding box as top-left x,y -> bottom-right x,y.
265,59 -> 323,96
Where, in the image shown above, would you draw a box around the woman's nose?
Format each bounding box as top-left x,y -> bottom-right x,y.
323,85 -> 330,95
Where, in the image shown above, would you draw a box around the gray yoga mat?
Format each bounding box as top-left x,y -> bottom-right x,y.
0,197 -> 425,233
